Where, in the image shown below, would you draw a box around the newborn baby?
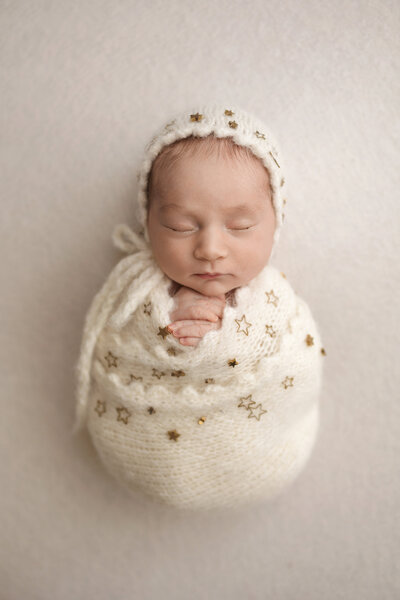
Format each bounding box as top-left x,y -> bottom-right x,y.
73,105 -> 325,512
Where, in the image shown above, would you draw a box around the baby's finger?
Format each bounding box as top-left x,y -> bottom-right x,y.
169,320 -> 215,338
178,337 -> 200,347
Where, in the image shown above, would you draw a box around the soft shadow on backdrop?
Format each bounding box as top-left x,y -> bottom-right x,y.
1,1 -> 399,598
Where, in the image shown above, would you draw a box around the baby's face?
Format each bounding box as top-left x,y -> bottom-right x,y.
147,150 -> 276,297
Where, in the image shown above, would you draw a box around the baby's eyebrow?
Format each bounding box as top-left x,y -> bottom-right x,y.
159,202 -> 260,214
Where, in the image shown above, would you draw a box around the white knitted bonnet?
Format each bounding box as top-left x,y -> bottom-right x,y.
135,104 -> 287,257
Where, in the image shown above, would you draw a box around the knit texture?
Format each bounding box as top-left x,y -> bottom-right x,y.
74,225 -> 324,511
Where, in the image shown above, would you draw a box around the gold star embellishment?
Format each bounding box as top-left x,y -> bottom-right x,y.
265,289 -> 279,307
190,113 -> 203,122
104,351 -> 118,368
269,151 -> 280,168
282,376 -> 294,389
321,348 -> 327,356
94,400 -> 106,417
116,406 -> 131,425
238,395 -> 256,410
235,314 -> 253,336
148,406 -> 156,415
167,347 -> 178,356
255,130 -> 266,139
224,109 -> 234,116
171,369 -> 185,378
198,416 -> 206,425
248,403 -> 267,421
228,358 -> 238,368
143,302 -> 152,316
157,326 -> 170,340
280,177 -> 285,187
228,120 -> 238,129
163,119 -> 176,133
168,429 -> 180,441
265,324 -> 277,338
305,334 -> 314,346
152,368 -> 165,379
128,374 -> 143,384
205,378 -> 215,384
281,272 -> 286,279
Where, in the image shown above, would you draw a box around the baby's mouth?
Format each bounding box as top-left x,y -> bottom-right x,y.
195,273 -> 224,279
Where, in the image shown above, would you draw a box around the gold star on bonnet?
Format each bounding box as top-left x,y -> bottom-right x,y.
305,334 -> 314,346
143,302 -> 152,316
228,358 -> 238,367
190,113 -> 203,122
224,109 -> 234,116
228,120 -> 238,129
168,430 -> 180,441
235,314 -> 252,336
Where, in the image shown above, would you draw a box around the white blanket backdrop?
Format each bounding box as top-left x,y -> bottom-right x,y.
1,1 -> 399,598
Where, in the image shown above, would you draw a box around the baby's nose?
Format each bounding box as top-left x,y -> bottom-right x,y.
193,227 -> 228,261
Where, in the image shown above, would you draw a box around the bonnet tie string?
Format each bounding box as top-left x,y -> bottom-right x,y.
73,224 -> 164,433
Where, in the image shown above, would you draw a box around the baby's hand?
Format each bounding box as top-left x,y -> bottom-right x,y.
168,286 -> 226,347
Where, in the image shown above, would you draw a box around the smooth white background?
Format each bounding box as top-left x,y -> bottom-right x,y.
1,1 -> 399,598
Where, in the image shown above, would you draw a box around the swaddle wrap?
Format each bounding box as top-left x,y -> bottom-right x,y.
74,225 -> 324,511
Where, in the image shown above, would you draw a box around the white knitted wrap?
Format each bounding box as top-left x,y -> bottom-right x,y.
73,106 -> 324,510
74,225 -> 324,511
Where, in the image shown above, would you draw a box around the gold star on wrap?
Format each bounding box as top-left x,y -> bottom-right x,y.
143,302 -> 152,316
255,130 -> 266,139
205,378 -> 215,384
152,368 -> 165,379
238,395 -> 256,410
224,109 -> 234,116
171,370 -> 185,378
321,348 -> 327,356
265,290 -> 279,307
305,334 -> 314,346
198,416 -> 206,425
269,151 -> 280,168
128,374 -> 143,384
235,314 -> 252,336
148,407 -> 156,415
116,406 -> 131,425
94,400 -> 106,417
282,376 -> 294,389
167,347 -> 178,356
265,324 -> 277,338
168,430 -> 180,441
228,120 -> 238,129
157,326 -> 170,340
190,113 -> 203,122
228,358 -> 238,368
104,351 -> 118,368
248,403 -> 267,421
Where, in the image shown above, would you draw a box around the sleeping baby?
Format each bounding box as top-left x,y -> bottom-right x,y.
73,105 -> 326,512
